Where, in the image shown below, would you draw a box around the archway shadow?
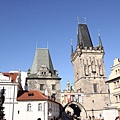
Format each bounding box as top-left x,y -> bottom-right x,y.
60,101 -> 88,119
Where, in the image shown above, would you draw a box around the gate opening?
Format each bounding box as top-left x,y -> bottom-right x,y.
60,101 -> 88,119
69,103 -> 81,117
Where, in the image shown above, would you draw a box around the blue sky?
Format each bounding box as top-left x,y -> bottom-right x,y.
0,0 -> 120,91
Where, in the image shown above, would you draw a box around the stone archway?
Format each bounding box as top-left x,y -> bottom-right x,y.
61,101 -> 88,119
69,103 -> 81,117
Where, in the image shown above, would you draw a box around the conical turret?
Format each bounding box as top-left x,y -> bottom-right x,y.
71,39 -> 73,55
98,30 -> 103,48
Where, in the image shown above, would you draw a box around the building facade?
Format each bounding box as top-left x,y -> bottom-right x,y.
70,23 -> 109,119
104,58 -> 120,120
60,81 -> 87,119
107,58 -> 120,106
0,70 -> 62,120
16,90 -> 61,120
0,71 -> 21,120
26,48 -> 61,102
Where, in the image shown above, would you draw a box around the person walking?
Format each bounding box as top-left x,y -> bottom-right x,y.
37,118 -> 41,120
115,116 -> 120,120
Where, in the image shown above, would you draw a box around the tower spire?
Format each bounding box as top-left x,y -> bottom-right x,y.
77,21 -> 93,48
77,27 -> 80,46
77,24 -> 83,47
71,39 -> 73,55
77,17 -> 83,47
98,30 -> 103,48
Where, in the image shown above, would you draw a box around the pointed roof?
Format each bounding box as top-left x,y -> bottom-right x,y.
31,48 -> 54,74
17,90 -> 62,105
77,23 -> 93,47
71,39 -> 73,55
98,31 -> 103,48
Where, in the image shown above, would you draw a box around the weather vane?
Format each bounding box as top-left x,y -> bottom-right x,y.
84,17 -> 87,24
77,17 -> 80,24
98,29 -> 100,36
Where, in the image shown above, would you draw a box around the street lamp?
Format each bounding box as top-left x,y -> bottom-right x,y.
92,109 -> 95,120
92,100 -> 95,120
44,102 -> 47,120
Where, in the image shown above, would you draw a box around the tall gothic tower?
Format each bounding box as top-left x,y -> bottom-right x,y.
71,22 -> 109,118
71,23 -> 107,94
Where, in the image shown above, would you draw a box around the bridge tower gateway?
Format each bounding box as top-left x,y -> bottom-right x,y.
70,21 -> 109,119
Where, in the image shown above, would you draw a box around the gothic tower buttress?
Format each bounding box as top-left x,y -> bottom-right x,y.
71,23 -> 108,94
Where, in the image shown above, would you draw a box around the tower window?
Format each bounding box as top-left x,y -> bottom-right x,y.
93,84 -> 98,93
40,84 -> 44,90
115,96 -> 118,103
52,84 -> 56,90
114,82 -> 117,89
41,72 -> 46,76
117,81 -> 120,88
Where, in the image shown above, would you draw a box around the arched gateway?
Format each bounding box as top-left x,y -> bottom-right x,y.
60,101 -> 88,119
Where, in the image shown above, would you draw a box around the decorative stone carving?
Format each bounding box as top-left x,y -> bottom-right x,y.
99,64 -> 104,76
91,57 -> 96,73
84,64 -> 89,76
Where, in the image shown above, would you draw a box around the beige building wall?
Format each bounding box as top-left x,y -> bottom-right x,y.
70,23 -> 109,119
106,58 -> 120,109
27,78 -> 61,102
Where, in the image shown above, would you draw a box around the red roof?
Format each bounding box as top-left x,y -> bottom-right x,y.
17,90 -> 48,101
2,72 -> 18,82
17,90 -> 62,106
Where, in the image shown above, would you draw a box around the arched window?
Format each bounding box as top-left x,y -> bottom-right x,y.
38,103 -> 42,111
27,103 -> 31,111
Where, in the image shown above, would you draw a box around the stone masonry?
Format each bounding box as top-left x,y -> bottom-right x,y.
70,23 -> 109,119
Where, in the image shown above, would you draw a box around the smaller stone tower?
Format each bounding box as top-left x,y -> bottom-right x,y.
26,48 -> 61,102
66,81 -> 71,92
